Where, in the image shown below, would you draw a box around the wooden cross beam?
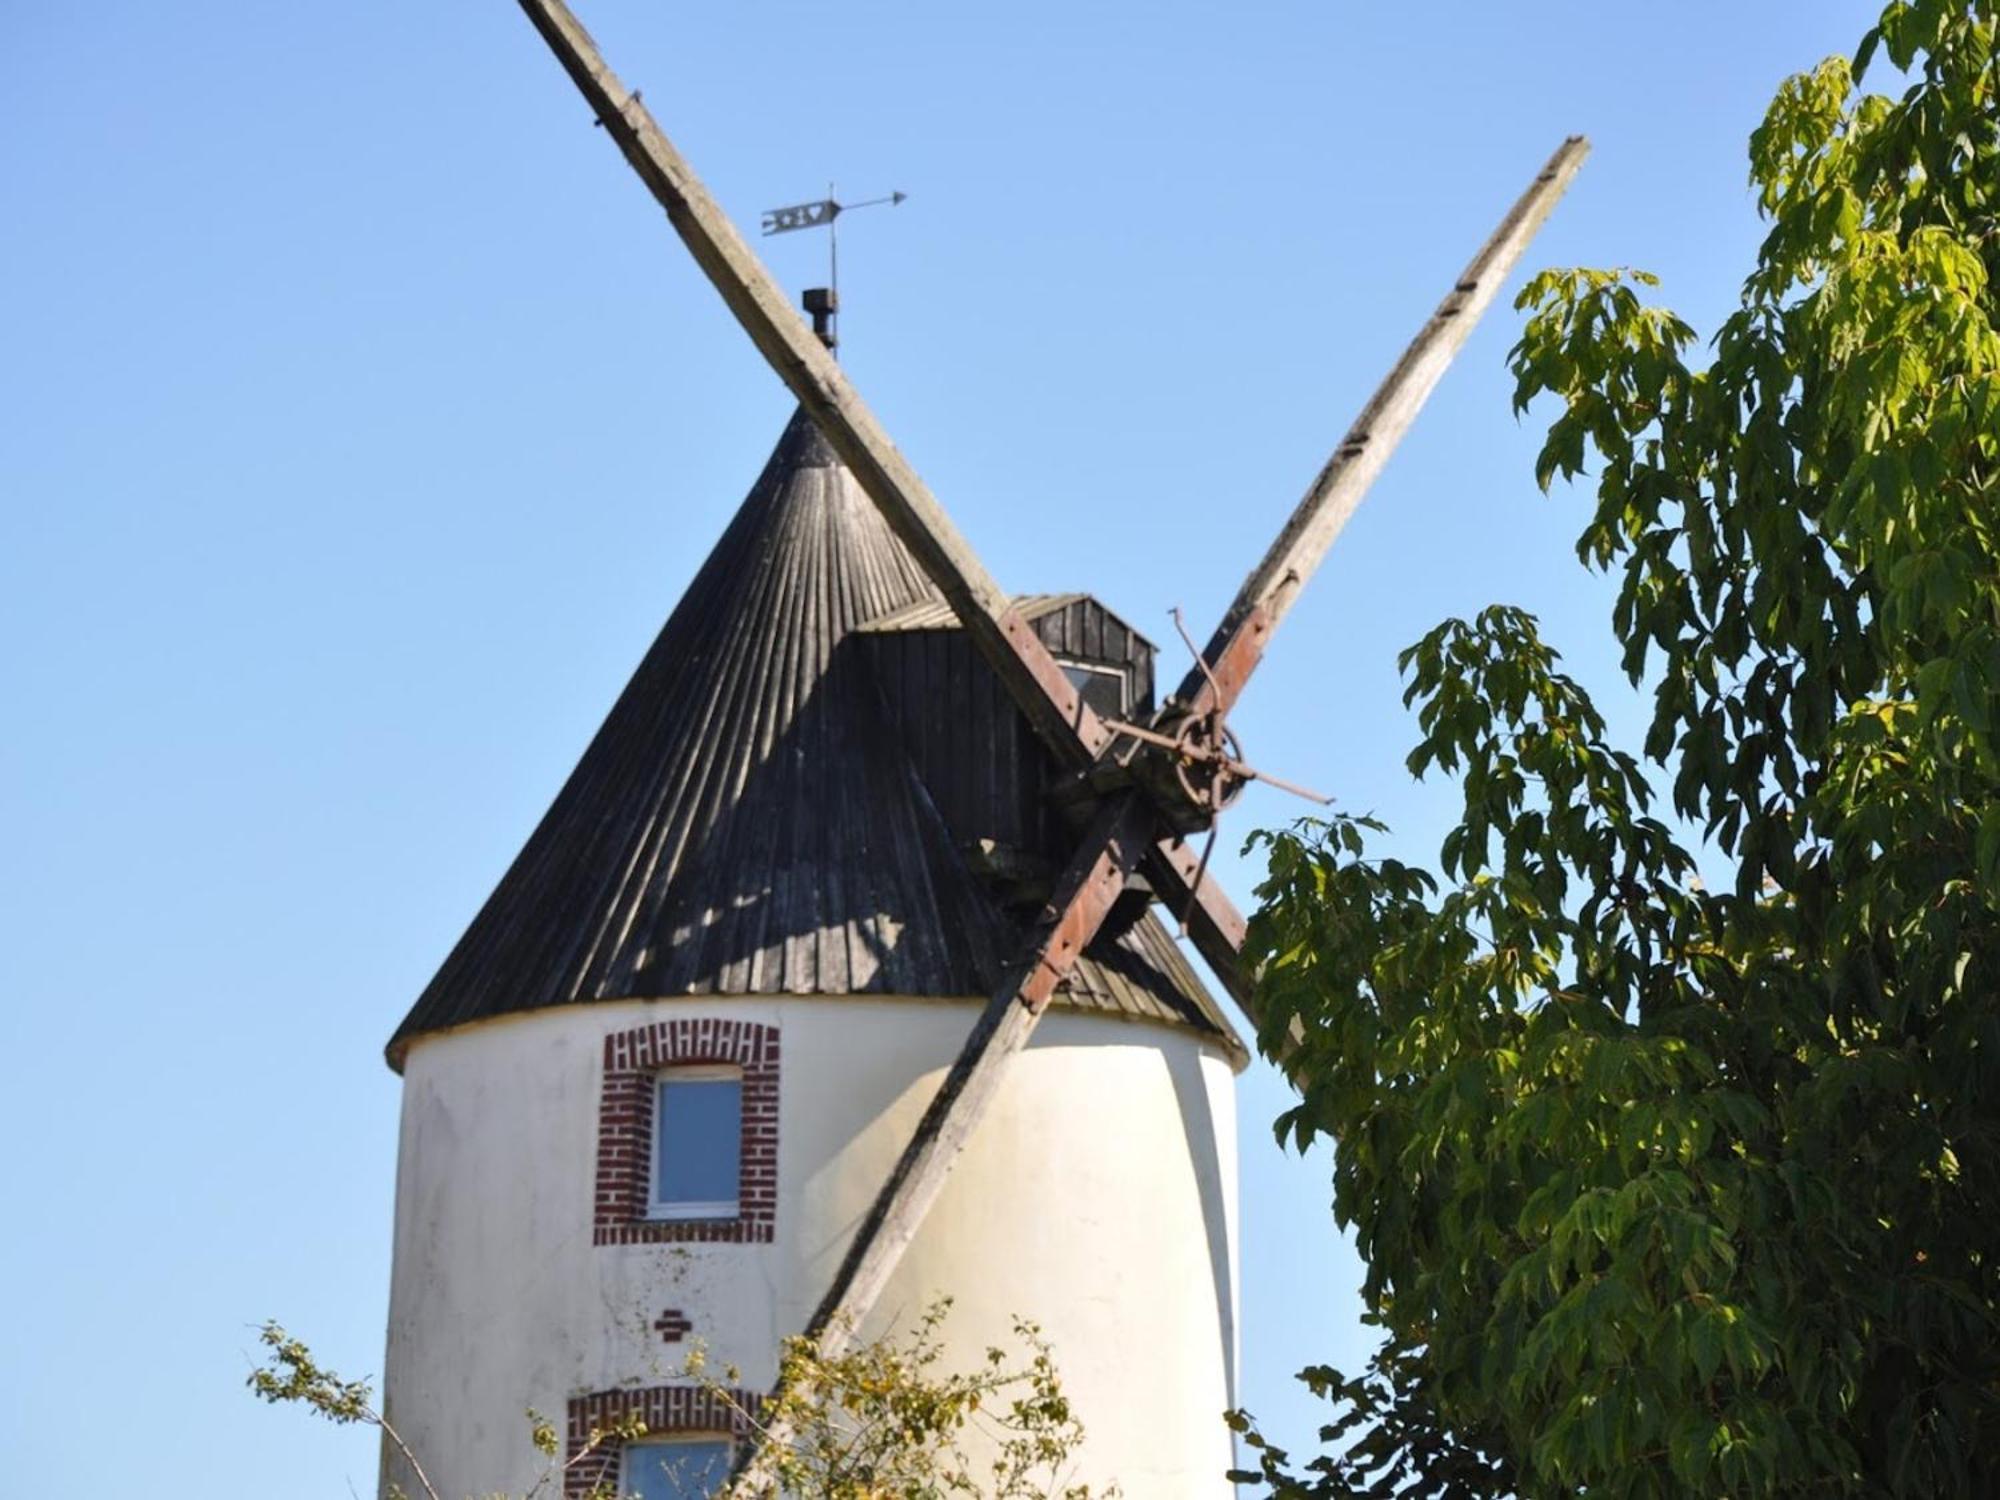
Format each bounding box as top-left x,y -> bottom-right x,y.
804,794 -> 1157,1348
726,144 -> 1587,1497
502,3 -> 1586,1488
509,0 -> 1273,1018
1172,133 -> 1590,720
508,0 -> 1115,771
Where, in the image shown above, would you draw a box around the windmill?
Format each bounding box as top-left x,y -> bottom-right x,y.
379,4 -> 1586,1495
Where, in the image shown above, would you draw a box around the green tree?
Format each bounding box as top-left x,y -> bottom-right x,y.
715,1301 -> 1113,1499
1232,3 -> 1999,1495
247,1320 -> 636,1500
248,1301 -> 1110,1499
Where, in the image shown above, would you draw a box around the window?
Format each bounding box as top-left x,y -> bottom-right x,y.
649,1066 -> 743,1220
1059,659 -> 1128,718
594,1018 -> 778,1246
622,1436 -> 733,1500
568,1388 -> 759,1499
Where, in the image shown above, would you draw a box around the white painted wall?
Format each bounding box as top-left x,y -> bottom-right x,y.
380,996 -> 1241,1498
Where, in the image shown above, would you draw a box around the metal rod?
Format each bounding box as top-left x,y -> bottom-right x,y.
1103,718 -> 1332,804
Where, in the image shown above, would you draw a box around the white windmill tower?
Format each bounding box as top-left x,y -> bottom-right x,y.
376,5 -> 1585,1497
381,402 -> 1252,1497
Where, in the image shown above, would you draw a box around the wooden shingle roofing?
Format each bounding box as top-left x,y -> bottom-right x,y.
855,593 -> 1151,648
389,409 -> 1239,1068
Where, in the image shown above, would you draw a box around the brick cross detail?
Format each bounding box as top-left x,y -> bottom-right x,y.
653,1308 -> 693,1344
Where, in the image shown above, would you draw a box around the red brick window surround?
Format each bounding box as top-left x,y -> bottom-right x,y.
595,1017 -> 779,1245
564,1386 -> 762,1500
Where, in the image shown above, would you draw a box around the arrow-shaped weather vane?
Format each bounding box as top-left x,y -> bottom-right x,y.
759,186 -> 907,354
761,190 -> 907,236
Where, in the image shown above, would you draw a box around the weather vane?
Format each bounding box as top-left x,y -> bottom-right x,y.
760,185 -> 907,353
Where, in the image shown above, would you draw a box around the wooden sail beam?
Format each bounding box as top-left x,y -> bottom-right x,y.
1169,136 -> 1591,720
502,8 -> 1587,1488
509,0 -> 1117,770
1146,837 -> 1254,1007
724,795 -> 1153,1491
806,795 -> 1152,1345
734,155 -> 1595,1461
505,2 -> 1585,1000
507,0 -> 1269,1019
1149,141 -> 1589,1019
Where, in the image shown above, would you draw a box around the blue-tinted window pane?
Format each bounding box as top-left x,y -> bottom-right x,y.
625,1438 -> 731,1500
653,1076 -> 742,1209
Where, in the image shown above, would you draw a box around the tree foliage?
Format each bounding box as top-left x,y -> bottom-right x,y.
248,1301 -> 1108,1500
717,1300 -> 1112,1499
1234,3 -> 1999,1495
248,1320 -> 638,1500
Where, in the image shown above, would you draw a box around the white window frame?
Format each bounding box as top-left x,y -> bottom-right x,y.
622,1432 -> 736,1499
1057,658 -> 1128,715
647,1064 -> 744,1222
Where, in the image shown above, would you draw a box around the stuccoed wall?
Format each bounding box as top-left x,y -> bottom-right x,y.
381,995 -> 1240,1498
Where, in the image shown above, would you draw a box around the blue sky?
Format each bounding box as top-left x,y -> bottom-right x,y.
2,2 -> 1887,1494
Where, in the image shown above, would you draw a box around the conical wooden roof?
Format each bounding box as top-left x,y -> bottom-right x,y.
390,409 -> 1236,1067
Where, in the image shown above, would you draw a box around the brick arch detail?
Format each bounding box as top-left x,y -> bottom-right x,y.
593,1017 -> 779,1246
564,1385 -> 762,1499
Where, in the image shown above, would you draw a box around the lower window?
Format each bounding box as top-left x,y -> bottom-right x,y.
622,1435 -> 733,1499
565,1385 -> 760,1500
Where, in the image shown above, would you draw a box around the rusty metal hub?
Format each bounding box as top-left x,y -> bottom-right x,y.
1169,710 -> 1250,818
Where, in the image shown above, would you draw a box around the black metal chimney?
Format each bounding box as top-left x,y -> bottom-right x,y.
803,286 -> 838,352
